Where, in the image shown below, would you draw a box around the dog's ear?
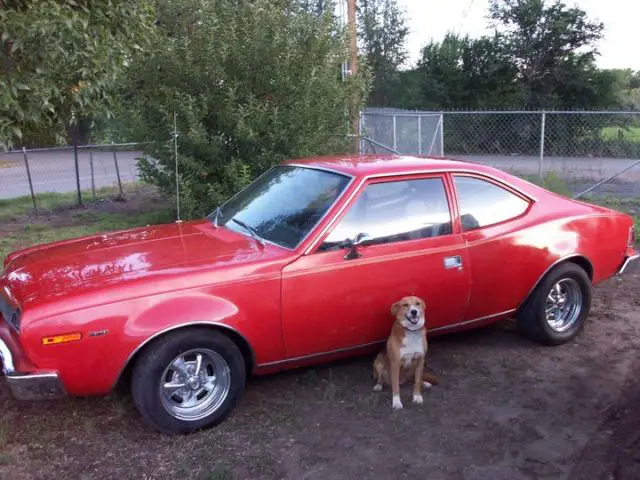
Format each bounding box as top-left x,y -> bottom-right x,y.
390,301 -> 401,317
418,297 -> 426,311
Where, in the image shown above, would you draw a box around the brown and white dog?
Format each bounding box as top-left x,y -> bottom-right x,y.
372,295 -> 439,409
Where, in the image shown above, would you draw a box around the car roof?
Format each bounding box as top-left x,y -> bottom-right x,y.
284,154 -> 498,179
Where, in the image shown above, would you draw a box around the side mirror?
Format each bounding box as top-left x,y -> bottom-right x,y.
342,232 -> 371,260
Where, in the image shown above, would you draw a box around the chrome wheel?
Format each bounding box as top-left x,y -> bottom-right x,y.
545,278 -> 582,332
159,348 -> 231,421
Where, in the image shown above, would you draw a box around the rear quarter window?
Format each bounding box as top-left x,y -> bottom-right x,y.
453,176 -> 530,231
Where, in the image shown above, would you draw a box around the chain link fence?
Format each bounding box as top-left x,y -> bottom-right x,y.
360,107 -> 444,156
3,110 -> 640,216
0,143 -> 145,213
361,109 -> 640,199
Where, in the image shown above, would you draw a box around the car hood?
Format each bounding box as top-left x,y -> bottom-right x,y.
1,220 -> 285,307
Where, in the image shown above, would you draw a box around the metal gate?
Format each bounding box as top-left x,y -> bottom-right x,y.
359,108 -> 444,156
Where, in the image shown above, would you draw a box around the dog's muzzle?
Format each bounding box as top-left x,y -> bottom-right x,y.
405,313 -> 419,325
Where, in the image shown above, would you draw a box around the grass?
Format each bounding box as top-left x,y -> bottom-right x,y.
583,195 -> 640,233
520,171 -> 573,197
0,185 -> 174,264
0,184 -> 141,222
521,172 -> 640,233
0,174 -> 636,268
0,210 -> 174,263
600,126 -> 640,142
207,463 -> 233,480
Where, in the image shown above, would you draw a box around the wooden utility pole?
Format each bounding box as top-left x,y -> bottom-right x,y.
346,0 -> 359,152
347,0 -> 358,78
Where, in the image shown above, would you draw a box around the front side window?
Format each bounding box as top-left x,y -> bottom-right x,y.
212,166 -> 351,249
453,176 -> 530,231
319,177 -> 452,251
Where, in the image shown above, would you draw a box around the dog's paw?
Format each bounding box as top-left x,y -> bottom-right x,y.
412,393 -> 423,405
373,384 -> 383,392
423,381 -> 433,388
392,395 -> 403,410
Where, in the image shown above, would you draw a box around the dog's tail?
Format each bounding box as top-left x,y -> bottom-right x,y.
422,372 -> 440,385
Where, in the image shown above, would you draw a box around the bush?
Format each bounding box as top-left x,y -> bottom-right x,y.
117,0 -> 368,219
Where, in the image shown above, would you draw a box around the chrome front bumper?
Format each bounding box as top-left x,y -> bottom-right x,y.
617,254 -> 640,276
0,338 -> 66,400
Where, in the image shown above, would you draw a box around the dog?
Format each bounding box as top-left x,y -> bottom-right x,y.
372,295 -> 439,410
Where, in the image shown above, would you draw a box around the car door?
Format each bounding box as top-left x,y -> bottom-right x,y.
280,173 -> 472,359
451,174 -> 534,321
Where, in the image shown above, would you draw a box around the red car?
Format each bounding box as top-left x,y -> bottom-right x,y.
1,155 -> 637,433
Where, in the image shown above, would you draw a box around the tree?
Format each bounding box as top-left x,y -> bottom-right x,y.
488,0 -> 619,110
357,0 -> 409,106
121,0 -> 368,218
0,0 -> 155,150
607,69 -> 640,110
412,32 -> 518,110
298,0 -> 334,16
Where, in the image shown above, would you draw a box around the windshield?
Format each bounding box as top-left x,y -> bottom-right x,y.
209,165 -> 351,249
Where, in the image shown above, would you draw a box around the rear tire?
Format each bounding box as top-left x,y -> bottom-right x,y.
517,262 -> 592,346
131,328 -> 246,434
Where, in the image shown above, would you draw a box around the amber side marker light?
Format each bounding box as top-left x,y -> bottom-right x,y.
42,332 -> 82,345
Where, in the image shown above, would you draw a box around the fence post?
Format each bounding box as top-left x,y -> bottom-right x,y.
439,112 -> 444,156
73,143 -> 82,206
359,110 -> 364,154
173,112 -> 181,222
418,115 -> 422,155
112,141 -> 124,198
89,150 -> 96,201
392,114 -> 397,153
22,147 -> 38,216
539,111 -> 546,179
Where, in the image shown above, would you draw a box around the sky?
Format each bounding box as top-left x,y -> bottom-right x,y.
400,0 -> 640,70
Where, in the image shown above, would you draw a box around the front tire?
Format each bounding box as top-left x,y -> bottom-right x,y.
517,262 -> 592,346
131,328 -> 246,434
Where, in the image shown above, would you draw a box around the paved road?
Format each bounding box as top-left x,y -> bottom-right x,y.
0,149 -> 142,200
1,149 -> 640,200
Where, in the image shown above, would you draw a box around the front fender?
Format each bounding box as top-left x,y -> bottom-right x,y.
125,293 -> 243,339
23,286 -> 281,396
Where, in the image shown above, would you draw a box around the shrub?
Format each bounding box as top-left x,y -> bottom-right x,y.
118,0 -> 368,218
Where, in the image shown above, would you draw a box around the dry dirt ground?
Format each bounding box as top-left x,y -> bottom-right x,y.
1,201 -> 639,480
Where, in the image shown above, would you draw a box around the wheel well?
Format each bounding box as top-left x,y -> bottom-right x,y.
114,325 -> 255,393
567,256 -> 593,280
516,255 -> 593,314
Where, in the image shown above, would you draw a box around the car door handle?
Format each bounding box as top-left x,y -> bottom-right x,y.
443,255 -> 462,269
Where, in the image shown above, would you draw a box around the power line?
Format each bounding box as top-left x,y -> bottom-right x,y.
457,0 -> 476,34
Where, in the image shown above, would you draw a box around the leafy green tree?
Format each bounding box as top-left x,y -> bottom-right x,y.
395,0 -> 622,113
0,0 -> 155,149
357,0 -> 409,106
412,32 -> 518,110
488,0 -> 619,110
298,0 -> 334,16
607,69 -> 640,110
122,0 -> 368,218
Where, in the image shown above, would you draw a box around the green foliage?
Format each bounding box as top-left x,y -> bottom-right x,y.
357,0 -> 409,106
121,0 -> 368,219
297,0 -> 335,16
0,0 -> 155,150
487,0 -> 613,109
607,69 -> 640,111
386,0 -> 623,112
413,33 -> 519,110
